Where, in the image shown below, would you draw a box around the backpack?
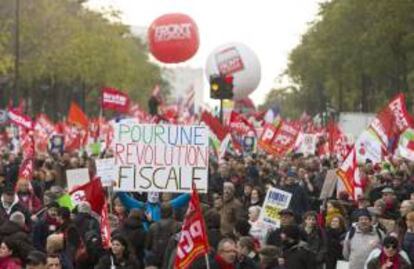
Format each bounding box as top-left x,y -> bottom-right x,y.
347,225 -> 383,241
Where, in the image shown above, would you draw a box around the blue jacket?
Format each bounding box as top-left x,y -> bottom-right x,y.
117,192 -> 190,230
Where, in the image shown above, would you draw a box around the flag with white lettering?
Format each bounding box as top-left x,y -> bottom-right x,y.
174,187 -> 209,269
101,87 -> 130,113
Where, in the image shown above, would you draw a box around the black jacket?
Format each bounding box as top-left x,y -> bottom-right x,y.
94,253 -> 141,269
282,241 -> 316,269
325,227 -> 345,269
114,216 -> 146,264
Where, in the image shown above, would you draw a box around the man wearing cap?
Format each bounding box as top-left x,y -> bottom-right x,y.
381,187 -> 400,220
266,209 -> 297,247
0,185 -> 31,227
343,209 -> 384,269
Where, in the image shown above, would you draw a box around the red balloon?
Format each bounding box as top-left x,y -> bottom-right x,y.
148,13 -> 199,63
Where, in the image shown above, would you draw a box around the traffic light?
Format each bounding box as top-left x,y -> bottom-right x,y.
209,74 -> 234,100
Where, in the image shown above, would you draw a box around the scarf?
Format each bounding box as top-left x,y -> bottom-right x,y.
379,247 -> 400,269
215,255 -> 236,269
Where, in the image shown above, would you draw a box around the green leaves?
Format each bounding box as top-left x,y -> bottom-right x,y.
0,0 -> 166,117
277,0 -> 414,116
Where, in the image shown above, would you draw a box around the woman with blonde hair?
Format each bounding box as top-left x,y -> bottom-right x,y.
46,234 -> 73,269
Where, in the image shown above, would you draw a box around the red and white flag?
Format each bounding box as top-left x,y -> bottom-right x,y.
19,130 -> 35,180
100,202 -> 111,249
7,108 -> 33,130
174,187 -> 209,269
368,93 -> 413,152
101,87 -> 130,113
70,177 -> 105,214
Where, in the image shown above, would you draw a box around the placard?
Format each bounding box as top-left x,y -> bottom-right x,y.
258,187 -> 292,228
95,158 -> 118,187
66,168 -> 90,191
113,123 -> 209,193
320,169 -> 338,200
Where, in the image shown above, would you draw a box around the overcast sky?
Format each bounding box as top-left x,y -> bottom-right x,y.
86,0 -> 322,105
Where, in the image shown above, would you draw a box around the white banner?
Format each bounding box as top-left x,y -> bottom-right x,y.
295,133 -> 317,156
66,168 -> 90,191
258,187 -> 292,229
113,123 -> 209,193
355,130 -> 382,164
95,158 -> 118,187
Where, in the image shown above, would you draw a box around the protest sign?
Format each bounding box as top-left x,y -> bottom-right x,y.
320,169 -> 338,200
258,187 -> 292,228
95,158 -> 118,186
66,168 -> 90,191
50,135 -> 64,154
113,123 -> 209,193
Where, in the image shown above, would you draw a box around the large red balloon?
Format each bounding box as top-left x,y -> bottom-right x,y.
148,13 -> 199,63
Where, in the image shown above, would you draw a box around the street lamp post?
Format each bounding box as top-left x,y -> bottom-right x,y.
14,0 -> 20,106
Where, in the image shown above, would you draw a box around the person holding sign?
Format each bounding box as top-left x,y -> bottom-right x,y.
117,191 -> 190,230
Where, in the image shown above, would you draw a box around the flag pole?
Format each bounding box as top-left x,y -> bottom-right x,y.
204,253 -> 210,269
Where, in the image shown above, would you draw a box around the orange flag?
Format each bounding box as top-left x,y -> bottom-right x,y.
68,102 -> 88,129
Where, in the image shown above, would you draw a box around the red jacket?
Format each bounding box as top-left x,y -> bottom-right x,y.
0,256 -> 22,269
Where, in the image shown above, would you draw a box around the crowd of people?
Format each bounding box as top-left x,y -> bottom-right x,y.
0,142 -> 414,269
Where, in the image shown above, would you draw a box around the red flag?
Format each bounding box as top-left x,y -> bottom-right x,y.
258,120 -> 300,156
228,111 -> 256,137
70,178 -> 105,214
200,111 -> 229,141
101,87 -> 130,113
100,202 -> 111,249
174,187 -> 209,269
67,102 -> 88,129
19,130 -> 35,180
369,93 -> 413,151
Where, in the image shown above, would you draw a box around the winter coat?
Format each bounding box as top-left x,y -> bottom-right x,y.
117,192 -> 190,230
146,218 -> 181,266
73,212 -> 100,240
325,227 -> 346,269
237,256 -> 259,269
300,226 -> 327,267
343,225 -> 384,269
282,240 -> 316,269
0,256 -> 22,269
249,220 -> 269,247
219,198 -> 246,236
0,220 -> 34,262
365,248 -> 411,269
32,214 -> 59,251
281,183 -> 309,218
114,216 -> 146,264
94,253 -> 141,269
402,231 -> 414,264
55,221 -> 81,265
0,195 -> 31,227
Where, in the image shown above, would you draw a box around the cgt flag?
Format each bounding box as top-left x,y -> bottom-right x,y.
174,186 -> 209,269
69,177 -> 105,214
101,87 -> 130,113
